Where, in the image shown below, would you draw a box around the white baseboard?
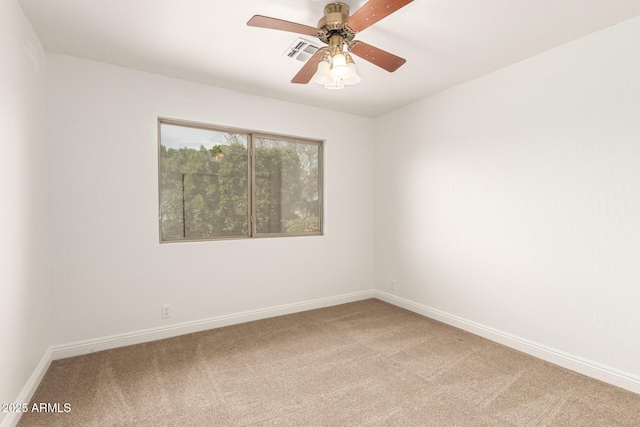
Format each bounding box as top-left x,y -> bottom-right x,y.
1,348 -> 52,427
51,290 -> 376,360
374,290 -> 640,395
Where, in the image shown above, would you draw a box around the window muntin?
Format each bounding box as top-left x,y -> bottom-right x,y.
158,119 -> 322,242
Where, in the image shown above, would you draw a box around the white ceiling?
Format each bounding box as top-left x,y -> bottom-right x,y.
18,0 -> 640,117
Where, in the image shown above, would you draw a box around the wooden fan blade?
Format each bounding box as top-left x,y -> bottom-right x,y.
350,41 -> 406,72
347,0 -> 414,33
292,49 -> 325,84
247,15 -> 319,37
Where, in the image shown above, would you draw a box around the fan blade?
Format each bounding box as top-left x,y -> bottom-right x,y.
247,15 -> 319,37
292,49 -> 325,84
350,41 -> 406,72
347,0 -> 414,33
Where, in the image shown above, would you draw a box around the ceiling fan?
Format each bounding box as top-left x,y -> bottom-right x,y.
247,0 -> 413,88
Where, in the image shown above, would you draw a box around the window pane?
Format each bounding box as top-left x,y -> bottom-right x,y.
254,137 -> 321,235
159,123 -> 249,241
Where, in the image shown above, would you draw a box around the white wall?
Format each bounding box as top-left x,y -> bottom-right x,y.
375,16 -> 640,377
47,54 -> 375,345
0,0 -> 51,422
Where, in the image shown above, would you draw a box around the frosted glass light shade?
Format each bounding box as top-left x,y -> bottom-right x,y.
342,63 -> 361,85
312,60 -> 332,84
329,53 -> 350,78
324,79 -> 345,90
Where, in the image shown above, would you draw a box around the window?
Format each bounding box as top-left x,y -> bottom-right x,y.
158,119 -> 323,242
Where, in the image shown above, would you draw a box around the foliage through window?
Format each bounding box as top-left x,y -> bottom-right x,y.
159,119 -> 322,242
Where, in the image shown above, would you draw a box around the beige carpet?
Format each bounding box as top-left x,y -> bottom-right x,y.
18,299 -> 640,426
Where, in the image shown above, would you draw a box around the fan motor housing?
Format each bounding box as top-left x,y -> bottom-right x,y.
318,2 -> 355,44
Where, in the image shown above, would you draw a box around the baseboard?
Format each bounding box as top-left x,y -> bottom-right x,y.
51,290 -> 376,360
374,290 -> 640,395
1,348 -> 52,427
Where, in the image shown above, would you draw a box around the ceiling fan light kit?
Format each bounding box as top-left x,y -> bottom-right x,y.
247,0 -> 413,89
312,49 -> 361,90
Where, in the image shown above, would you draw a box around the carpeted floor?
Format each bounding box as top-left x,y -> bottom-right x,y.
18,299 -> 640,426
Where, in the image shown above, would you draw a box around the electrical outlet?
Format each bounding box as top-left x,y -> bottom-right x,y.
162,304 -> 172,319
390,280 -> 397,291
